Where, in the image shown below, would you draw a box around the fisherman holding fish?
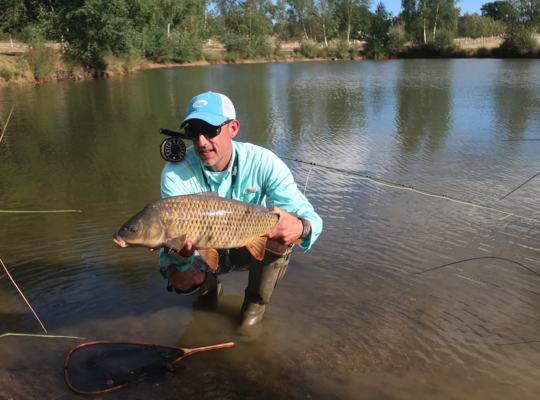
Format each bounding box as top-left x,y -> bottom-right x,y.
115,92 -> 322,330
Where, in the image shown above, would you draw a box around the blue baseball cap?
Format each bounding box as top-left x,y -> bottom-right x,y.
180,92 -> 236,129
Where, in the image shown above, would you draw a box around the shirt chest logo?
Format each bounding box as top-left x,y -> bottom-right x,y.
244,187 -> 259,194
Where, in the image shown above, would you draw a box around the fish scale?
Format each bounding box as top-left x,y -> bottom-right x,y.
155,195 -> 278,249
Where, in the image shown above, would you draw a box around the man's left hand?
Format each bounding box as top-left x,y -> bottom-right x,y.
265,206 -> 303,246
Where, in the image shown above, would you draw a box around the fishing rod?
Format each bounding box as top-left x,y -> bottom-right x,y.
0,104 -> 14,144
277,155 -> 540,224
498,139 -> 540,200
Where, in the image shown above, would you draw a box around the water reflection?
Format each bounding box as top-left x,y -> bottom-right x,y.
2,60 -> 540,399
494,60 -> 540,140
394,60 -> 454,160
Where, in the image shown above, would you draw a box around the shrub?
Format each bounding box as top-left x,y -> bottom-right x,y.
433,28 -> 453,50
23,45 -> 58,80
147,46 -> 173,64
61,56 -> 85,74
299,40 -> 321,58
291,50 -> 306,60
327,40 -> 350,59
0,67 -> 13,81
475,46 -> 491,58
365,47 -> 389,60
500,27 -> 538,55
170,31 -> 203,62
122,54 -> 140,72
220,32 -> 273,59
223,52 -> 241,63
221,32 -> 256,58
204,52 -> 223,64
255,36 -> 274,58
386,27 -> 407,55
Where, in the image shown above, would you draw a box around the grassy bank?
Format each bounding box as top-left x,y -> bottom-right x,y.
0,42 -> 363,86
1,38 -> 540,87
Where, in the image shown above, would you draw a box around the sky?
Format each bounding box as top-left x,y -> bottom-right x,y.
383,0 -> 486,16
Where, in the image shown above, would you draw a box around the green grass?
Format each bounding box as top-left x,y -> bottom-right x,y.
0,66 -> 13,80
204,52 -> 224,64
223,52 -> 241,63
23,45 -> 57,81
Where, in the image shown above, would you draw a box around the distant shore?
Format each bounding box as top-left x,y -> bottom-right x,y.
0,45 -> 358,87
0,36 -> 535,87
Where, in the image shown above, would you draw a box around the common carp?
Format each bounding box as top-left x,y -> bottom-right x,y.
113,192 -> 279,270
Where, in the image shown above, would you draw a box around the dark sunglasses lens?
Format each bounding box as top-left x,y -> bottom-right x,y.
184,125 -> 220,140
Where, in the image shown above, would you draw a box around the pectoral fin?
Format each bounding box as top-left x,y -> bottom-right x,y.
163,234 -> 186,252
245,237 -> 267,261
198,249 -> 219,270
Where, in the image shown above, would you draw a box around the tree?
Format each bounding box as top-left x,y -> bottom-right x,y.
59,0 -> 134,59
480,1 -> 518,22
366,2 -> 391,48
401,0 -> 458,44
334,0 -> 371,44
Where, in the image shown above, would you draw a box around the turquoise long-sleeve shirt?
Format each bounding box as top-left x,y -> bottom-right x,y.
159,141 -> 323,271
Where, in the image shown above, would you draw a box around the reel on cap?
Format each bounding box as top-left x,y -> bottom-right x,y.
159,128 -> 187,163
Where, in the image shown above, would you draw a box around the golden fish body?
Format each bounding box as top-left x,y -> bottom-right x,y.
113,192 -> 278,269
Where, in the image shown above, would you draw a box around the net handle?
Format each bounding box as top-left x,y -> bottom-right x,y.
64,340 -> 236,395
174,342 -> 236,363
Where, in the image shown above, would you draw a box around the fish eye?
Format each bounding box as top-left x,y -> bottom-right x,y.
130,226 -> 138,233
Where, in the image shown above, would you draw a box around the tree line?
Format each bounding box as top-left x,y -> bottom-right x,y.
1,0 -> 539,63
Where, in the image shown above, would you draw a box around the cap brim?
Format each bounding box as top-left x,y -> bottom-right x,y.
180,112 -> 228,129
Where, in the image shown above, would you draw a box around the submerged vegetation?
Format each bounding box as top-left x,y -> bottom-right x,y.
0,0 -> 539,83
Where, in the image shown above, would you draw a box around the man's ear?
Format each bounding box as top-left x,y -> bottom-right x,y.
229,120 -> 240,139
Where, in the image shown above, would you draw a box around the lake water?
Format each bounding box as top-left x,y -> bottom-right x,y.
1,59 -> 540,399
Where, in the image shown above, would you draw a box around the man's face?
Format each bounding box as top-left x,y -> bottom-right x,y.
188,119 -> 239,172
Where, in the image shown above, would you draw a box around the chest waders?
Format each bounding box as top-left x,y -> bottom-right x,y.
238,245 -> 293,328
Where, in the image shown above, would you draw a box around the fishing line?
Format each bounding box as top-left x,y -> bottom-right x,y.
0,333 -> 85,339
278,155 -> 540,224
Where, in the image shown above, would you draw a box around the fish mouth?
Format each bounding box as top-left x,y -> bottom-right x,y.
113,234 -> 128,248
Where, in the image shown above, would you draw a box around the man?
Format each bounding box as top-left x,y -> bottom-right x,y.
158,91 -> 322,328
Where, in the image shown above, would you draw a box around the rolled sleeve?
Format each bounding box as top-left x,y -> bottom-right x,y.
263,154 -> 322,251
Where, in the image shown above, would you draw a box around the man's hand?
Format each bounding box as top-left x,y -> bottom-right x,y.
149,241 -> 195,258
265,206 -> 303,246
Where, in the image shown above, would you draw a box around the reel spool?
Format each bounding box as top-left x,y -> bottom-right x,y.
160,137 -> 186,163
159,128 -> 188,163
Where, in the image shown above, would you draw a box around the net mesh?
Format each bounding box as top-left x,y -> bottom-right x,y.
65,343 -> 186,394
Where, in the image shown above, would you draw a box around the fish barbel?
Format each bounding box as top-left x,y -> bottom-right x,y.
112,192 -> 279,270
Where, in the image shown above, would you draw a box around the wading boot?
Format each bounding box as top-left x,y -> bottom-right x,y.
238,252 -> 290,328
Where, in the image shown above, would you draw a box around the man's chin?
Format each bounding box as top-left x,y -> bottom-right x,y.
202,158 -> 217,167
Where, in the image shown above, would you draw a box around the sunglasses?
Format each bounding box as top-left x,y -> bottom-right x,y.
183,119 -> 232,140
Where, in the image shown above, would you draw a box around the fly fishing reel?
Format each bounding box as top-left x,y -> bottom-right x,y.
159,128 -> 187,163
